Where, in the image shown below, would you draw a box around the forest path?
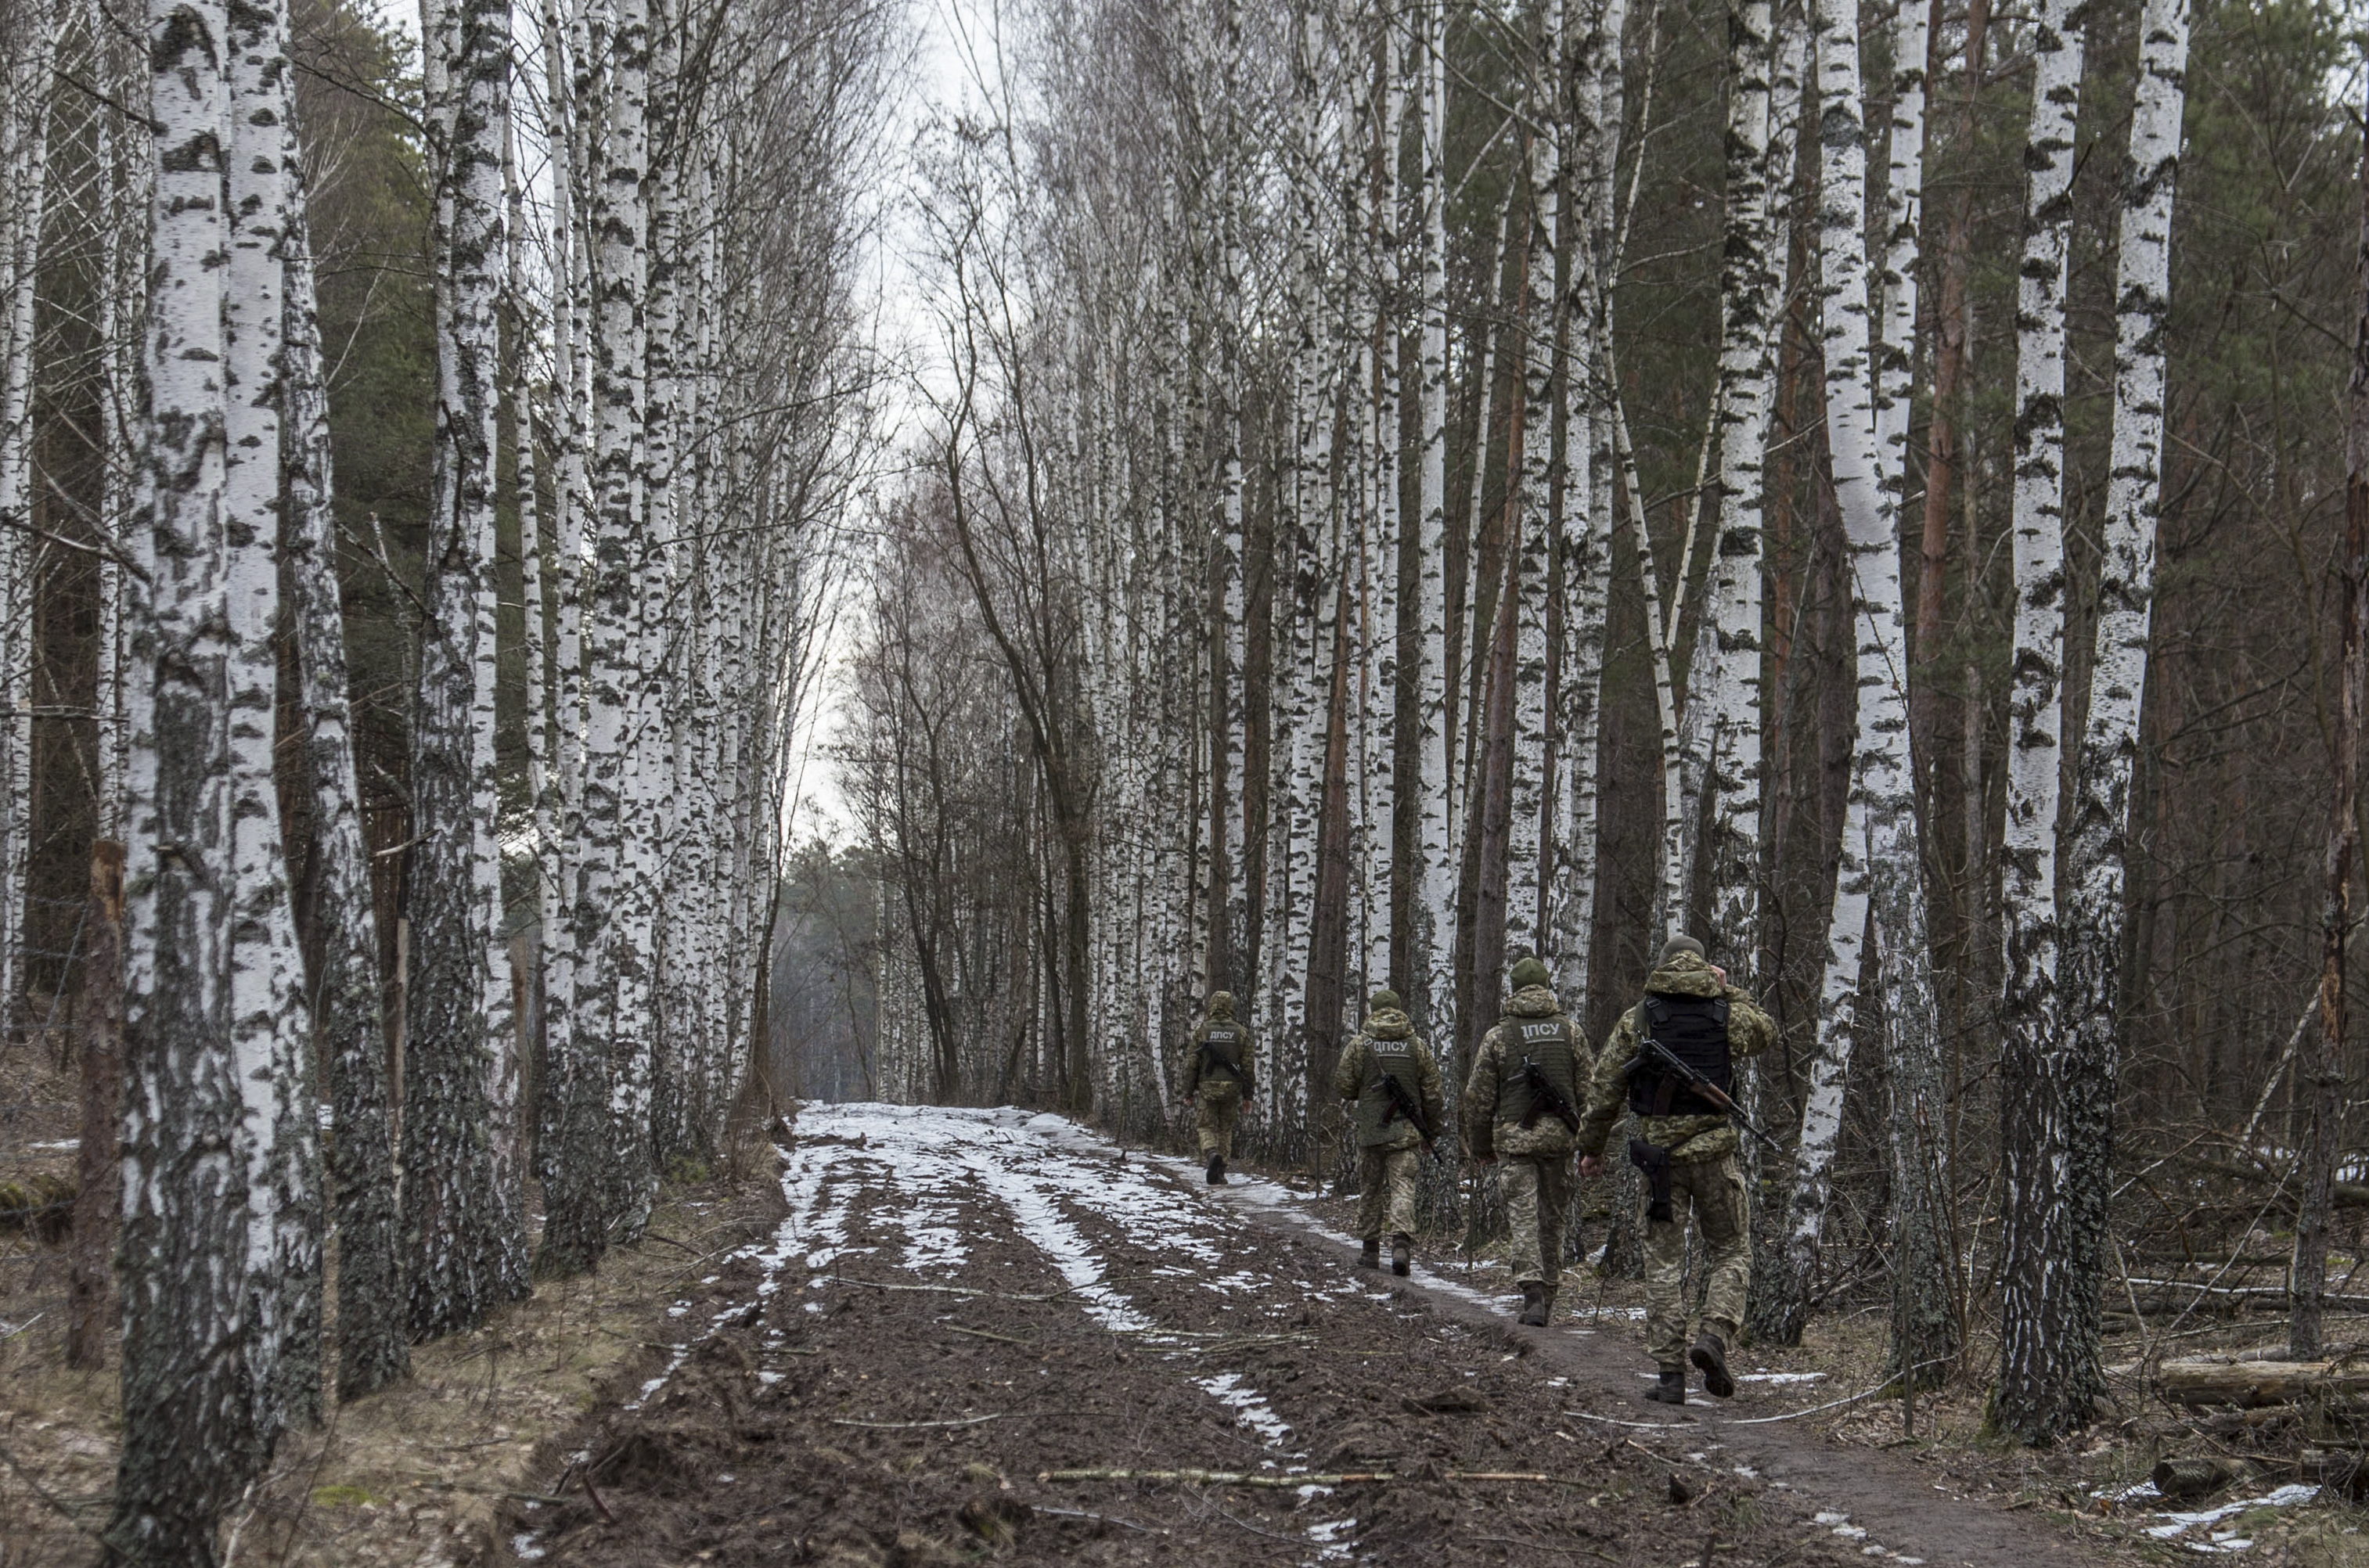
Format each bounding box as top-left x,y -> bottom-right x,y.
508,1106 -> 2148,1567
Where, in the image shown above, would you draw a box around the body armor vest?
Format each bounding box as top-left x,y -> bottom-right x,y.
1492,1014 -> 1580,1128
1626,994 -> 1732,1117
1199,1024 -> 1245,1085
1354,1034 -> 1422,1144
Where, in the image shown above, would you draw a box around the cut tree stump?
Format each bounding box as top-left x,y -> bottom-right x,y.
2157,1358 -> 2369,1409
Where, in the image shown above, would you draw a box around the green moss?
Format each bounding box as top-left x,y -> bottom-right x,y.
311,1484 -> 386,1508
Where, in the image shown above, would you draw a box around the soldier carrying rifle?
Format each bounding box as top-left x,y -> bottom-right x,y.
1334,989 -> 1446,1276
1462,955 -> 1591,1326
1576,935 -> 1778,1405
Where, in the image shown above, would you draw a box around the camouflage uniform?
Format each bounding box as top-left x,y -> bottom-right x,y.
1461,962 -> 1590,1316
1186,992 -> 1254,1165
1334,996 -> 1445,1245
1576,950 -> 1777,1372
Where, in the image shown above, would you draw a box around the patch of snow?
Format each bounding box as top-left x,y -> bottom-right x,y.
1196,1371 -> 1295,1448
2144,1484 -> 2320,1545
512,1533 -> 546,1560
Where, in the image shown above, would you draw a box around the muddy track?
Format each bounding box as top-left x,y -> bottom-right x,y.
505,1106 -> 2146,1567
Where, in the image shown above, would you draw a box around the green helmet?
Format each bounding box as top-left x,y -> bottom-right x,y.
1370,988 -> 1402,1012
1509,955 -> 1550,990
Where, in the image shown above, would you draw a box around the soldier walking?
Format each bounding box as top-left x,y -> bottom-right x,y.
1577,934 -> 1777,1405
1334,988 -> 1445,1276
1462,955 -> 1590,1326
1184,990 -> 1254,1184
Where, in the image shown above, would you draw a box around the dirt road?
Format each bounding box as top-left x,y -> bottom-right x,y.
506,1106 -> 2150,1566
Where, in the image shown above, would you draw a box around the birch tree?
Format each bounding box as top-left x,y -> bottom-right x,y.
1992,0 -> 2090,1440
2048,0 -> 2188,1395
405,0 -> 522,1339
113,0 -> 314,1541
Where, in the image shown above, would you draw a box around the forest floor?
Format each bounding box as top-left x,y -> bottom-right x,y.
4,1096 -> 2365,1566
0,1052 -> 790,1568
499,1105 -> 2364,1568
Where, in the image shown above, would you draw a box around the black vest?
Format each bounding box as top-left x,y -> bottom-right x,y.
1627,994 -> 1732,1117
1200,1023 -> 1245,1081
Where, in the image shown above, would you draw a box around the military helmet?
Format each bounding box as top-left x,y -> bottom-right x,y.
1508,955 -> 1550,990
1208,990 -> 1235,1016
1370,987 -> 1402,1012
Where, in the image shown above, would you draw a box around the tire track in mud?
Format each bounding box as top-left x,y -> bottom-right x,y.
508,1106 -> 2151,1567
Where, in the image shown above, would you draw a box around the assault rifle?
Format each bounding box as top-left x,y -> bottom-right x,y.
1627,1035 -> 1781,1149
1381,1074 -> 1435,1148
1518,1059 -> 1582,1134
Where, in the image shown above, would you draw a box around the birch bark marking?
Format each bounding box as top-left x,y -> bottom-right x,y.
405,0 -> 516,1340
1864,0 -> 1955,1383
1993,0 -> 2089,1442
542,0 -> 643,1278
1363,2 -> 1404,993
1762,0 -> 1903,1347
113,0 -> 275,1550
2294,14 -> 2353,1365
1507,0 -> 1561,958
1704,0 -> 1773,981
284,132 -> 409,1399
1415,0 -> 1456,1054
1548,0 -> 1613,1009
223,0 -> 322,1424
2058,0 -> 2186,1386
0,0 -> 62,1034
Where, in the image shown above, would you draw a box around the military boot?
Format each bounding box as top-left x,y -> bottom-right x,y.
1391,1233 -> 1412,1277
1358,1238 -> 1381,1270
1689,1332 -> 1736,1399
1518,1282 -> 1549,1327
1644,1365 -> 1687,1405
1207,1154 -> 1226,1185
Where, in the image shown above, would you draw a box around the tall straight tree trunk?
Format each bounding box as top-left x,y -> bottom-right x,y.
1765,0 -> 1940,1351
1415,0 -> 1456,1062
0,0 -> 61,1037
1868,0 -> 1955,1385
2058,0 -> 2187,1378
1507,0 -> 1561,958
284,145 -> 409,1399
1548,0 -> 1612,1009
406,0 -> 518,1340
69,844 -> 123,1372
225,0 -> 322,1419
2295,59 -> 2365,1363
1914,0 -> 1989,808
113,0 -> 297,1546
544,0 -> 644,1278
1363,12 -> 1402,993
1992,0 -> 2090,1442
1705,0 -> 1777,979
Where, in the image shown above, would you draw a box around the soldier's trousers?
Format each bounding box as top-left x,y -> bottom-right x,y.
1355,1145 -> 1420,1240
1644,1153 -> 1750,1366
1195,1084 -> 1242,1160
1501,1153 -> 1575,1294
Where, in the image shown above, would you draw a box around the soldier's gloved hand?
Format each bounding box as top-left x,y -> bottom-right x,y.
1580,1154 -> 1604,1179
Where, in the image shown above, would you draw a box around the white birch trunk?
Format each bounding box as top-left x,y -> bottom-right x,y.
113,0 -> 286,1541
1507,0 -> 1561,958
0,2 -> 59,1033
1993,0 -> 2090,1437
1766,0 -> 1939,1348
1414,0 -> 1456,1059
2018,0 -> 2185,1441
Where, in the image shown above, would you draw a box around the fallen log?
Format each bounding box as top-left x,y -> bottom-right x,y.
2151,1456 -> 2259,1500
2158,1358 -> 2369,1409
1038,1467 -> 1567,1489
